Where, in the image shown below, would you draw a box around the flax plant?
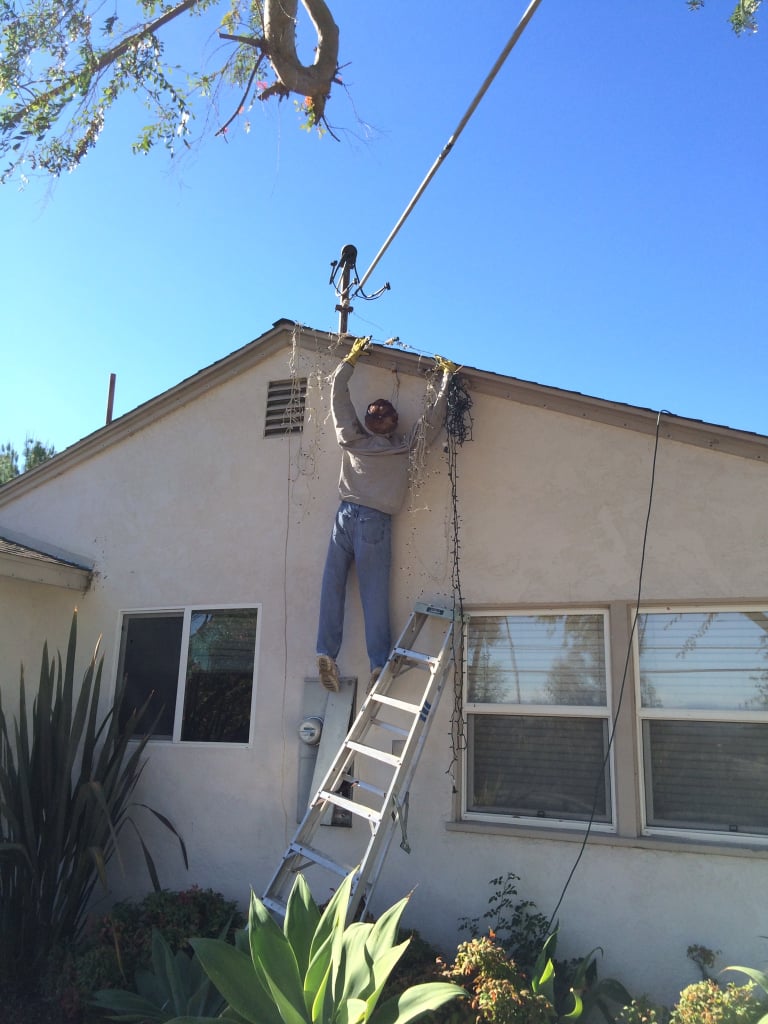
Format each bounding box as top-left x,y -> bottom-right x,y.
0,611 -> 187,987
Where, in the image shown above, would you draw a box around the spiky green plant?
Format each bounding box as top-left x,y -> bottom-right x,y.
91,927 -> 230,1022
0,611 -> 187,986
166,868 -> 467,1024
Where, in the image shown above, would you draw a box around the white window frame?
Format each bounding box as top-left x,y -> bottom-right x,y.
462,607 -> 616,833
117,603 -> 262,748
634,603 -> 768,846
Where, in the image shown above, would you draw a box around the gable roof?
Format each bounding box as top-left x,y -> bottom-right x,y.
0,318 -> 766,508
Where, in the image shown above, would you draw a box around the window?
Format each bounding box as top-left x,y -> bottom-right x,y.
464,610 -> 613,828
265,378 -> 307,437
636,608 -> 768,839
117,606 -> 260,744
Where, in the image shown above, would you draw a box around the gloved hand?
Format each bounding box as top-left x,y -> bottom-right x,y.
343,336 -> 372,365
435,354 -> 459,375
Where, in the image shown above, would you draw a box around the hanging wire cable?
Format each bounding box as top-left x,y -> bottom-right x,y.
356,0 -> 545,296
545,410 -> 669,931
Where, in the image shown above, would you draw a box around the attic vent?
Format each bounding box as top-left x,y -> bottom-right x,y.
265,378 -> 307,437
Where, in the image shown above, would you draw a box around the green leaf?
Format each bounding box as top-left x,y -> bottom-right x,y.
248,891 -> 306,1019
91,987 -> 166,1019
336,996 -> 367,1024
190,937 -> 281,1024
309,956 -> 332,1024
369,983 -> 467,1024
365,940 -> 410,1015
724,966 -> 768,995
285,873 -> 321,977
336,922 -> 375,1005
562,987 -> 584,1021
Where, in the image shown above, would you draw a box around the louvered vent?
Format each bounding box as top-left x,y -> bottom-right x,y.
265,378 -> 307,437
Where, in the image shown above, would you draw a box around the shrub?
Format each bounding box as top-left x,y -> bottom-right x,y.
439,935 -> 555,1024
56,885 -> 245,1013
459,873 -> 549,976
0,612 -> 187,990
670,979 -> 764,1024
615,996 -> 667,1024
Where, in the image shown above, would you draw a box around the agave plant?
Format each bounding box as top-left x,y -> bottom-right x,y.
91,927 -> 230,1022
0,611 -> 187,986
531,931 -> 632,1022
166,868 -> 467,1024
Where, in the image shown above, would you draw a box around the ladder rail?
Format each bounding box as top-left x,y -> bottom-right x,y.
348,626 -> 456,919
262,601 -> 458,919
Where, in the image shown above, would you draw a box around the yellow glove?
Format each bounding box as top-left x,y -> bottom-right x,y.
343,336 -> 372,365
435,354 -> 459,375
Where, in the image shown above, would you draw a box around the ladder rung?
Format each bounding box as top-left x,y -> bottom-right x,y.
262,601 -> 454,923
344,776 -> 386,798
372,693 -> 422,714
368,716 -> 409,738
262,896 -> 288,917
414,600 -> 457,619
393,647 -> 438,666
319,790 -> 383,823
288,841 -> 350,876
346,740 -> 402,766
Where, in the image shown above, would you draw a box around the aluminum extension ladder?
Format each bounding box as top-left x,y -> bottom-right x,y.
262,599 -> 458,922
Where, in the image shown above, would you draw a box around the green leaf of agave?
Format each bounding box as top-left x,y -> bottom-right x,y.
365,895 -> 409,960
365,940 -> 411,1016
335,996 -> 368,1024
305,925 -> 334,1011
90,987 -> 165,1019
724,966 -> 768,995
189,937 -> 281,1024
336,922 -> 376,1006
562,987 -> 584,1021
248,891 -> 307,1021
285,873 -> 321,978
307,870 -> 356,1006
166,1017 -> 235,1023
368,982 -> 467,1024
309,870 -> 356,966
309,958 -> 333,1024
263,974 -> 313,1024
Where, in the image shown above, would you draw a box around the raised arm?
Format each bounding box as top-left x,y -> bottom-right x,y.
330,338 -> 371,445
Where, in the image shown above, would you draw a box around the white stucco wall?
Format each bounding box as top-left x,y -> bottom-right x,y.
1,332 -> 766,1007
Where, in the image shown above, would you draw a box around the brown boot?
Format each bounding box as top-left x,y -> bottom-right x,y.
318,655 -> 340,692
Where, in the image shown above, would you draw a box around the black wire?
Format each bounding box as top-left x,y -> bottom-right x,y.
545,410 -> 669,931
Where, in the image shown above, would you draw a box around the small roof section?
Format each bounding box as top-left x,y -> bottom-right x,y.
0,534 -> 93,592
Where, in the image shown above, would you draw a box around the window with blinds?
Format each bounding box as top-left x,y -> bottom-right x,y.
637,609 -> 768,838
464,611 -> 613,828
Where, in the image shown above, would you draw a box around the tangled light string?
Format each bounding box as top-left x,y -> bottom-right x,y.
444,374 -> 474,787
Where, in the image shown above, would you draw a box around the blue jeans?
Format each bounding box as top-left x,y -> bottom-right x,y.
316,502 -> 392,670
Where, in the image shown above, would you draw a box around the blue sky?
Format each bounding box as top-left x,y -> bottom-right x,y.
2,0 -> 767,454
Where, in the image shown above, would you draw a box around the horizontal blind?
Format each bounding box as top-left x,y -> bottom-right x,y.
467,613 -> 607,706
469,714 -> 610,822
645,720 -> 768,833
639,611 -> 768,711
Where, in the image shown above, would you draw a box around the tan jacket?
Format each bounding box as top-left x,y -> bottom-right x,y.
331,360 -> 450,515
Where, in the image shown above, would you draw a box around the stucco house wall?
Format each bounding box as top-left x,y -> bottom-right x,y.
1,321 -> 766,1005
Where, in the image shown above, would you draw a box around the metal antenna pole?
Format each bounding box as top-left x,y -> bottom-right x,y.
334,243 -> 358,335
356,0 -> 545,294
